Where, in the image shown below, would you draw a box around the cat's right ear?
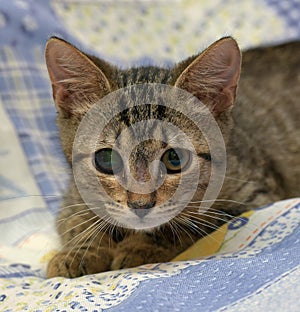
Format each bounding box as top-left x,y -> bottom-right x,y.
175,37 -> 241,116
45,37 -> 111,117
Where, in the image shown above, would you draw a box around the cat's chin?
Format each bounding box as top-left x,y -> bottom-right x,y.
111,214 -> 170,231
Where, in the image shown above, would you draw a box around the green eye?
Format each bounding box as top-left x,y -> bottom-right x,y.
94,148 -> 123,174
161,148 -> 191,174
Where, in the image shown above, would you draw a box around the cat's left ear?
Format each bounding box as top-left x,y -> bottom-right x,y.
175,37 -> 241,116
45,37 -> 111,117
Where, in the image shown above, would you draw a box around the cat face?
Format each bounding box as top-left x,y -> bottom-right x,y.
78,103 -> 212,229
45,37 -> 241,230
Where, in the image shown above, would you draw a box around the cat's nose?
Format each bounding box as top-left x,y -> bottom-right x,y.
128,201 -> 155,218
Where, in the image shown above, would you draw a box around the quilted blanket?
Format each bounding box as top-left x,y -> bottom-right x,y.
0,0 -> 300,311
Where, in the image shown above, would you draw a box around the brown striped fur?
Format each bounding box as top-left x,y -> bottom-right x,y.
45,37 -> 300,278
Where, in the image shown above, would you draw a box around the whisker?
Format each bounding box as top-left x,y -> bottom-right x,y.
59,203 -> 91,211
168,223 -> 178,246
68,219 -> 103,270
176,215 -> 222,245
81,221 -> 111,257
179,213 -> 222,232
181,210 -> 258,232
62,213 -> 116,271
56,209 -> 96,227
106,216 -> 120,249
0,194 -> 62,201
169,220 -> 184,246
94,221 -> 116,257
173,218 -> 196,245
187,199 -> 249,206
59,201 -> 108,210
58,214 -> 100,237
59,217 -> 105,250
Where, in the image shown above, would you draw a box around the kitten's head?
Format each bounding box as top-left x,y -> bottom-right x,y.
45,37 -> 241,230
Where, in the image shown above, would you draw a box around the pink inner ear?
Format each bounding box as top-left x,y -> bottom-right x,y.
53,84 -> 70,104
45,38 -> 111,116
175,37 -> 242,115
45,39 -> 73,84
45,39 -> 78,108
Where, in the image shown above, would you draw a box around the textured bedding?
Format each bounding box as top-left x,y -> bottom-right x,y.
0,0 -> 300,311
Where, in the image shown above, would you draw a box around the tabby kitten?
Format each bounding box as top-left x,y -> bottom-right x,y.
45,37 -> 300,278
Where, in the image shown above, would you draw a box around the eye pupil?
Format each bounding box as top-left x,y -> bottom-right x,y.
161,148 -> 190,174
94,148 -> 123,174
168,150 -> 181,166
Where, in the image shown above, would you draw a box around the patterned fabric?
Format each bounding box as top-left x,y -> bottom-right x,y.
0,0 -> 300,311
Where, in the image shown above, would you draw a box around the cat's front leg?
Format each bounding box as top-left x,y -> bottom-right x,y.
47,246 -> 114,278
47,203 -> 117,278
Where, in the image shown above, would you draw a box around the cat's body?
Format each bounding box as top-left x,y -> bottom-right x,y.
45,37 -> 300,278
216,42 -> 300,217
234,43 -> 300,199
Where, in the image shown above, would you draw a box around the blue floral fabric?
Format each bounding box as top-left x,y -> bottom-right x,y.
0,1 -> 300,311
